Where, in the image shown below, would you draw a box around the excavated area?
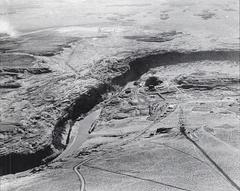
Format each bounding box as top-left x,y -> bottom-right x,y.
0,49 -> 238,176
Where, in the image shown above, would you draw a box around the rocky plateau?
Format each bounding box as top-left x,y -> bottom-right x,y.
0,0 -> 239,191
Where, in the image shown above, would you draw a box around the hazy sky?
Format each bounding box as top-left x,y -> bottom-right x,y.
0,0 -> 238,39
0,0 -> 90,34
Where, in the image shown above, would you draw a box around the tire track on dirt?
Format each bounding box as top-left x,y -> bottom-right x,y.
83,164 -> 193,191
182,130 -> 240,191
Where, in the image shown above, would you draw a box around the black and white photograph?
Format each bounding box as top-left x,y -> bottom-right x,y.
0,0 -> 239,190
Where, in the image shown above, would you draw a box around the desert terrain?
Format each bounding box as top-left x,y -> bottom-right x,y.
0,0 -> 239,190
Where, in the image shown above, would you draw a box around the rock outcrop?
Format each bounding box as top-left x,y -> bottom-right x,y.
175,72 -> 240,90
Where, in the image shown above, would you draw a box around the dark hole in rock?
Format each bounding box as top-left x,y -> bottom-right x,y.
145,76 -> 163,88
133,81 -> 139,86
125,88 -> 131,94
156,127 -> 172,134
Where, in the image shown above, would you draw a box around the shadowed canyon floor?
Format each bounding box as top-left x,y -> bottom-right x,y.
0,0 -> 239,190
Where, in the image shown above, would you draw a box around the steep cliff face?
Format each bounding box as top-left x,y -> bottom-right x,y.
0,49 -> 238,175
